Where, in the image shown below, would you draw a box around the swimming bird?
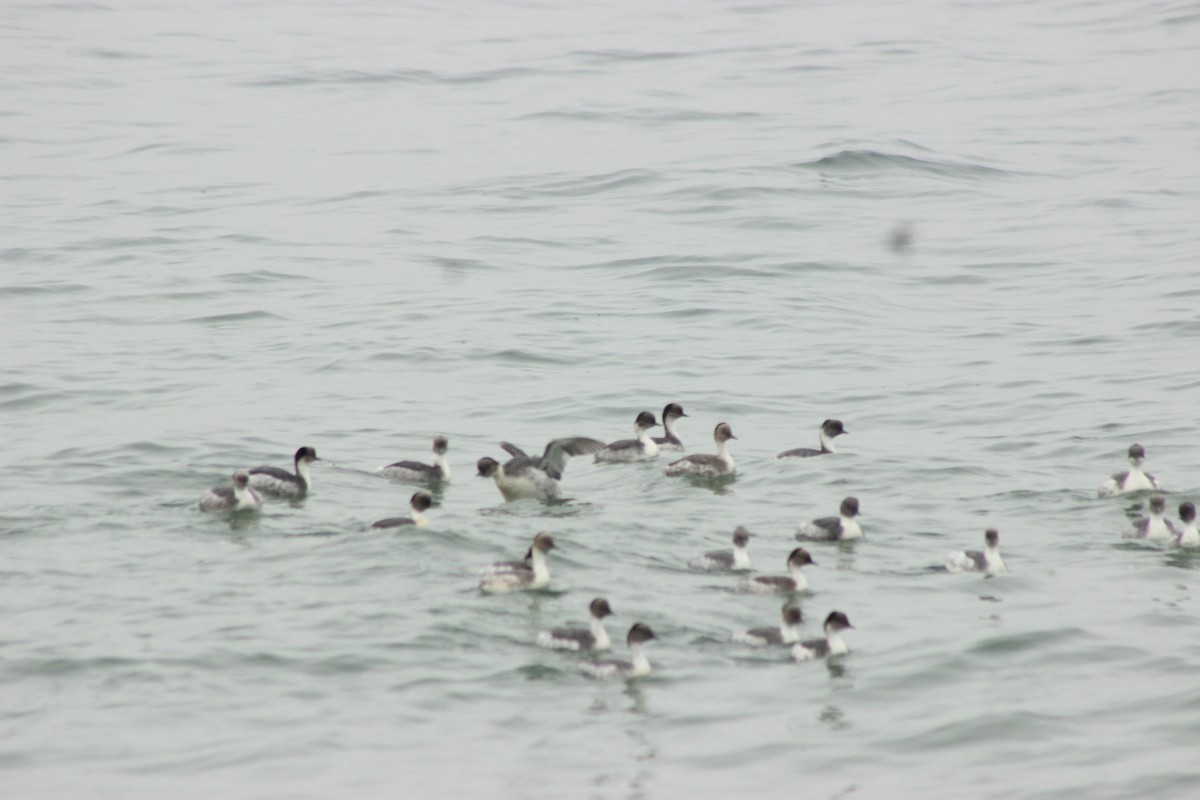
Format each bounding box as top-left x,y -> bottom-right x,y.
1176,502 -> 1198,548
1125,495 -> 1178,541
376,436 -> 451,484
688,526 -> 753,571
578,622 -> 656,680
651,403 -> 689,452
199,469 -> 262,512
537,598 -> 615,651
370,491 -> 434,529
791,611 -> 853,662
945,528 -> 1006,574
248,446 -> 319,498
778,419 -> 847,458
479,533 -> 556,593
796,497 -> 863,542
665,422 -> 736,477
1098,443 -> 1162,497
734,602 -> 803,646
742,548 -> 815,594
476,436 -> 605,501
595,411 -> 660,463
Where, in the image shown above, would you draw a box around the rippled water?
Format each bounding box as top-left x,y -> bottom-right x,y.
4,1 -> 1200,797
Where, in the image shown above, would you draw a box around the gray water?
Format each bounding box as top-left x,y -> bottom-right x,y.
3,1 -> 1200,797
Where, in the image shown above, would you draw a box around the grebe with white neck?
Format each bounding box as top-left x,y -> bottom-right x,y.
370,492 -> 434,529
377,436 -> 451,484
595,411 -> 660,463
537,598 -> 614,651
796,497 -> 863,542
1176,502 -> 1198,547
248,446 -> 319,498
945,528 -> 1006,574
1098,443 -> 1162,497
579,623 -> 656,680
199,469 -> 262,512
792,611 -> 853,662
651,403 -> 688,452
742,548 -> 815,594
666,422 -> 736,477
1125,495 -> 1177,541
688,526 -> 753,571
479,533 -> 556,593
778,419 -> 847,458
735,603 -> 803,646
477,436 -> 604,501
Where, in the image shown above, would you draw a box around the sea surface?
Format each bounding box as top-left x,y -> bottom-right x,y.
3,1 -> 1200,798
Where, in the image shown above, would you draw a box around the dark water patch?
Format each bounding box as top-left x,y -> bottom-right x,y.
632,262 -> 772,282
214,232 -> 274,245
656,306 -> 723,319
569,254 -> 687,272
217,270 -> 311,283
0,282 -> 90,297
367,348 -> 445,363
778,63 -> 839,73
1162,550 -> 1200,570
890,710 -> 1068,752
0,248 -> 71,266
659,183 -> 809,202
246,66 -> 539,89
963,260 -> 1057,273
1088,197 -> 1136,209
967,627 -> 1089,657
911,273 -> 990,286
84,47 -> 149,60
248,68 -> 441,87
61,235 -> 182,253
517,108 -> 764,125
149,181 -> 263,199
0,382 -> 44,397
425,255 -> 496,272
1131,319 -> 1200,334
795,149 -> 1020,179
7,655 -> 142,677
477,501 -> 596,519
774,259 -> 864,275
520,168 -> 663,198
648,202 -> 735,215
0,391 -> 67,412
110,142 -> 225,158
470,235 -> 570,249
137,290 -> 222,303
730,215 -> 810,231
569,48 -> 695,64
1162,9 -> 1200,26
136,204 -> 197,218
184,310 -> 283,325
91,253 -> 141,270
516,663 -> 568,681
123,441 -> 194,457
300,189 -> 391,206
485,349 -> 574,366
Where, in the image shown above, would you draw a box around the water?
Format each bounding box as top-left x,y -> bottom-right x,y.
3,1 -> 1200,797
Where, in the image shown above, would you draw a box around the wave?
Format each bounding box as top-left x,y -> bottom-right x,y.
0,282 -> 90,296
796,149 -> 1020,179
245,66 -> 539,88
517,108 -> 765,125
184,310 -> 283,325
503,168 -> 663,199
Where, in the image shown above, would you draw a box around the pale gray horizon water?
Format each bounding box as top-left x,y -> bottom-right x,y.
3,1 -> 1200,798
